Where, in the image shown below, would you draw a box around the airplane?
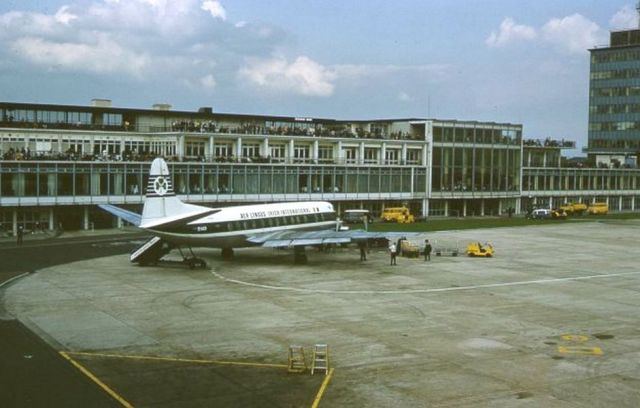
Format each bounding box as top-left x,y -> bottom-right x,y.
99,157 -> 420,268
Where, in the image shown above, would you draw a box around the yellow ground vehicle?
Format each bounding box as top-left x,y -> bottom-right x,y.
559,202 -> 587,215
466,242 -> 494,257
381,207 -> 415,223
400,240 -> 420,258
587,202 -> 608,215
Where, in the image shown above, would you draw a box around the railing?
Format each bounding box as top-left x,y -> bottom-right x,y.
0,121 -> 425,141
0,153 -> 424,167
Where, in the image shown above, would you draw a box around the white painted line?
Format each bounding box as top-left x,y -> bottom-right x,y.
0,272 -> 30,289
210,270 -> 640,295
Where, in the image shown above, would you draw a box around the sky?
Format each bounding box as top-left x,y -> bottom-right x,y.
0,1 -> 637,155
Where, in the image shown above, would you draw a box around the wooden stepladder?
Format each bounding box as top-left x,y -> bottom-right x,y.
311,344 -> 329,375
288,345 -> 307,373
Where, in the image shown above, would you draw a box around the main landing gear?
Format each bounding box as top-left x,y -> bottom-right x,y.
221,247 -> 234,261
294,246 -> 308,265
178,247 -> 208,269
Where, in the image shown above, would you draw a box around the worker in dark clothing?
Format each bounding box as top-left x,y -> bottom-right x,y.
424,239 -> 432,261
359,240 -> 367,261
16,225 -> 24,246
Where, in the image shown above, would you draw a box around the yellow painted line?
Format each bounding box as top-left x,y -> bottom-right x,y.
59,351 -> 134,408
560,334 -> 589,342
311,367 -> 335,408
65,351 -> 288,369
557,346 -> 603,355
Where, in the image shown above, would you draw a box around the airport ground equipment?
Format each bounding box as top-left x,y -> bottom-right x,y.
400,240 -> 421,258
311,344 -> 329,375
466,242 -> 494,257
342,209 -> 373,224
433,240 -> 460,256
381,207 -> 415,223
130,236 -> 172,265
131,236 -> 207,268
559,202 -> 588,216
288,345 -> 307,373
587,202 -> 609,215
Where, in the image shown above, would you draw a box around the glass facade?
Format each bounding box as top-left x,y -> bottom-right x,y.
588,29 -> 640,153
431,123 -> 522,193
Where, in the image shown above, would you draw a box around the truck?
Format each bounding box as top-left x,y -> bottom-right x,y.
587,202 -> 608,215
342,209 -> 373,224
559,202 -> 587,216
381,207 -> 415,223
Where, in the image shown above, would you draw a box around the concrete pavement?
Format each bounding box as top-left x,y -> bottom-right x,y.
3,220 -> 640,406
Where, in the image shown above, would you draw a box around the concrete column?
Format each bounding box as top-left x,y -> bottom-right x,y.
359,142 -> 365,165
313,140 -> 319,162
422,198 -> 428,218
480,199 -> 485,216
515,198 -> 521,214
444,200 -> 449,217
208,136 -> 215,161
289,139 -> 295,163
381,142 -> 387,165
12,209 -> 18,236
117,217 -> 123,229
498,200 -> 503,215
49,208 -> 54,231
83,206 -> 89,230
549,197 -> 553,209
236,137 -> 242,159
463,200 -> 467,217
401,143 -> 407,165
619,196 -> 623,212
177,135 -> 185,159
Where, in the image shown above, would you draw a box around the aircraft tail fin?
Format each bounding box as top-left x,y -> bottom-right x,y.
141,158 -> 208,228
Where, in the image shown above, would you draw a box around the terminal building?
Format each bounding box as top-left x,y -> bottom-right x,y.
588,27 -> 640,167
1,99 -> 639,235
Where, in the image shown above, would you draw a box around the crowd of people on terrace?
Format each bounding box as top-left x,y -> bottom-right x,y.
2,116 -> 418,141
170,120 -> 416,140
0,118 -> 127,131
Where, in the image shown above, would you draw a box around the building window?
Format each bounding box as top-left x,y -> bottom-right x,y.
318,145 -> 333,163
293,144 -> 310,162
215,143 -> 232,158
364,147 -> 378,164
242,143 -> 260,159
269,144 -> 285,162
343,147 -> 357,163
385,149 -> 399,164
102,113 -> 122,126
94,139 -> 121,156
406,149 -> 422,165
185,141 -> 205,158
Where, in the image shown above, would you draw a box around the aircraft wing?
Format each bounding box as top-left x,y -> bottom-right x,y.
98,204 -> 142,227
247,229 -> 423,248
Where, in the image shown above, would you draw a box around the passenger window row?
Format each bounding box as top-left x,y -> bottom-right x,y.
202,212 -> 336,232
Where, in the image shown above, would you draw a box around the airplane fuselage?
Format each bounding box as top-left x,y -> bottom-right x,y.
145,201 -> 337,247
